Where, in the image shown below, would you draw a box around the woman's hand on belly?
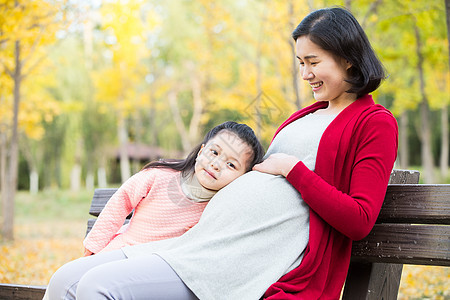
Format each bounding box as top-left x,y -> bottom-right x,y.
252,153 -> 300,177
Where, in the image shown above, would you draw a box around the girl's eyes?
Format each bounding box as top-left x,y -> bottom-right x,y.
207,148 -> 237,169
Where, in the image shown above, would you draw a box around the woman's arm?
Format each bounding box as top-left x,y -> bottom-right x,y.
254,113 -> 398,240
83,170 -> 154,254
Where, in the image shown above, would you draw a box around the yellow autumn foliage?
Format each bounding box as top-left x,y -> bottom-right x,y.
0,0 -> 66,142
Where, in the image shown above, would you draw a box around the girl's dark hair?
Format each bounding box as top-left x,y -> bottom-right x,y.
142,121 -> 264,176
292,7 -> 386,97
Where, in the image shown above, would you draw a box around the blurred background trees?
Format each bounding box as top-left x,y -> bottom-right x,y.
1,0 -> 449,240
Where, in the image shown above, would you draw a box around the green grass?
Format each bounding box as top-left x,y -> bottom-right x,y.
14,188 -> 93,222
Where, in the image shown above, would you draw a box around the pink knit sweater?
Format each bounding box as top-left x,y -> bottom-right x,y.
83,168 -> 208,254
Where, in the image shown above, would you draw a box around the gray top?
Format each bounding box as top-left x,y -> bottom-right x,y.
123,113 -> 336,299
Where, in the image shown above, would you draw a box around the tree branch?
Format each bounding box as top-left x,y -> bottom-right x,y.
168,89 -> 191,152
361,0 -> 383,28
2,63 -> 14,78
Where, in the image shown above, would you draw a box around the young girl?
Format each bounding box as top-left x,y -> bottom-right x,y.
83,121 -> 264,256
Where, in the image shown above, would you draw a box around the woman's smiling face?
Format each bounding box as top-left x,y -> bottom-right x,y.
295,35 -> 355,106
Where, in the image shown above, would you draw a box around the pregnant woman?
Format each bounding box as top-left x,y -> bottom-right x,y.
46,7 -> 398,299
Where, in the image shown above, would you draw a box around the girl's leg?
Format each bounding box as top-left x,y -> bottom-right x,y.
76,254 -> 198,299
46,249 -> 126,300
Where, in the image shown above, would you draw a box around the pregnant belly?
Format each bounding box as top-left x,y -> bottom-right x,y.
201,171 -> 308,229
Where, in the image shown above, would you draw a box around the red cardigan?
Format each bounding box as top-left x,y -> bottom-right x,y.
264,94 -> 398,299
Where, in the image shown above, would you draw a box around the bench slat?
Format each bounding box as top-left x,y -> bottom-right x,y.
0,284 -> 46,300
352,223 -> 450,266
377,184 -> 450,224
89,188 -> 119,216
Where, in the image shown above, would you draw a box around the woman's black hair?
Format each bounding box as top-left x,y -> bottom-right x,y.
292,7 -> 386,97
142,121 -> 265,176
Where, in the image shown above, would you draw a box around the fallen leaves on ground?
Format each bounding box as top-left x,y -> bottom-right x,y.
398,264 -> 449,300
0,220 -> 85,286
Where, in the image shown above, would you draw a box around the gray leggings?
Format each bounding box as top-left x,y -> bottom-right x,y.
46,249 -> 198,299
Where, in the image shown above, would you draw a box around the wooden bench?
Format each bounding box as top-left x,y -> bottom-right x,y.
1,169 -> 449,299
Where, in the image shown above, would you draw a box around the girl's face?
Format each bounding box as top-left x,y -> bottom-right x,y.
194,131 -> 252,191
295,36 -> 356,107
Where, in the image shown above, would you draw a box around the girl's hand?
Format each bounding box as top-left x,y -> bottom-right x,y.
252,153 -> 300,177
83,248 -> 94,257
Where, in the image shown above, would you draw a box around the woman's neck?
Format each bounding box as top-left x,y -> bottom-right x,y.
314,94 -> 357,115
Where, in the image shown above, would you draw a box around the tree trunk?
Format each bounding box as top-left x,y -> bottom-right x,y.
288,1 -> 302,110
419,101 -> 434,183
253,8 -> 268,138
399,112 -> 409,169
255,33 -> 263,138
168,90 -> 192,154
70,139 -> 83,191
19,136 -> 39,194
344,0 -> 352,11
83,15 -> 97,190
168,68 -> 204,155
85,171 -> 94,190
118,114 -> 131,182
148,91 -> 159,146
0,131 -> 6,193
440,105 -> 449,179
70,163 -> 81,191
442,0 -> 450,179
97,165 -> 107,188
2,40 -> 21,241
361,0 -> 382,28
29,169 -> 39,194
0,131 -> 7,234
446,0 -> 450,54
188,64 -> 203,147
131,110 -> 144,173
414,24 -> 434,183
